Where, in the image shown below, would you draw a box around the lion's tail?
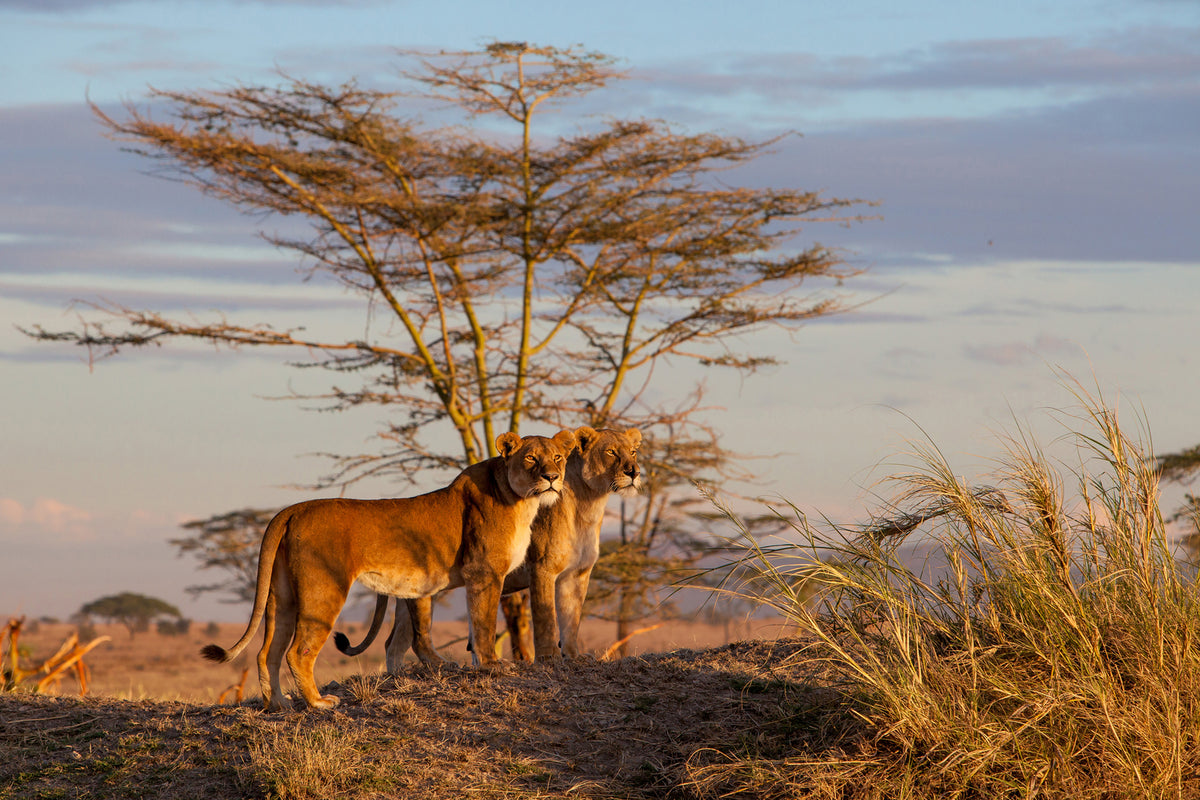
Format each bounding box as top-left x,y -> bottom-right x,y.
333,592 -> 389,656
200,507 -> 293,664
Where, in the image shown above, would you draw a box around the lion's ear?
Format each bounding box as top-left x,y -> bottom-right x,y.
553,429 -> 578,453
574,426 -> 598,452
496,431 -> 522,458
624,428 -> 643,448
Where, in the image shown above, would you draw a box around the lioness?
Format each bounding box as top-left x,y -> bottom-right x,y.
202,430 -> 577,710
338,426 -> 642,666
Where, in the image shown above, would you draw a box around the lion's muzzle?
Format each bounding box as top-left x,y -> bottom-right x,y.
532,476 -> 563,501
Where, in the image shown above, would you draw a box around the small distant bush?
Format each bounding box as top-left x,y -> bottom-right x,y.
157,618 -> 192,636
76,620 -> 98,642
203,621 -> 221,638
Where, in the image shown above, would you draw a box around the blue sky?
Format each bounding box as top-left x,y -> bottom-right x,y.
2,0 -> 1198,622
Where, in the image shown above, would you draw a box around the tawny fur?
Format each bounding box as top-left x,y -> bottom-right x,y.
201,430 -> 577,710
339,426 -> 642,667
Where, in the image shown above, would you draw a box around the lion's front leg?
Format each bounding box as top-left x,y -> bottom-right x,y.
556,565 -> 594,658
464,578 -> 503,667
529,566 -> 562,661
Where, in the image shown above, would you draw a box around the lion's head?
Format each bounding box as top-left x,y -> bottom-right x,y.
497,429 -> 577,506
574,427 -> 642,497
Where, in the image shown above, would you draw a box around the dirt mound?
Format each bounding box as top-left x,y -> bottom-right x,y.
1,636 -> 856,799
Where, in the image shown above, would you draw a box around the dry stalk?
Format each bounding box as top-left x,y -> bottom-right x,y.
217,667 -> 250,704
601,622 -> 665,661
4,617 -> 111,696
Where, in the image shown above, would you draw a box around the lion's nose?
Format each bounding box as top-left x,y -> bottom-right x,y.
625,465 -> 639,479
542,470 -> 560,483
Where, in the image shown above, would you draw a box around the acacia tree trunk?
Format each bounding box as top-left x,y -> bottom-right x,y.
614,583 -> 639,659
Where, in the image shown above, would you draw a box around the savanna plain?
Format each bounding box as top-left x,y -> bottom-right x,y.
6,398 -> 1200,799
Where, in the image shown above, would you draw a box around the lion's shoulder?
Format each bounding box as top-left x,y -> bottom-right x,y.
447,458 -> 513,509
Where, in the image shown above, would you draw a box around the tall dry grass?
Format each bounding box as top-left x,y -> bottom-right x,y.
702,387 -> 1200,798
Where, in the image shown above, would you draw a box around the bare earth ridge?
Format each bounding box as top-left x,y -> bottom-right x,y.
0,636 -> 862,799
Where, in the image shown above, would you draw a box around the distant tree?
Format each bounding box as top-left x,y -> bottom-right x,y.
588,467 -> 797,658
170,508 -> 280,604
1159,444 -> 1200,557
78,593 -> 181,639
1158,445 -> 1200,483
587,476 -> 710,657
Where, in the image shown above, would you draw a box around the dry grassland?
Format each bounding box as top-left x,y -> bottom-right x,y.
2,622 -> 834,800
8,615 -> 786,704
11,394 -> 1198,798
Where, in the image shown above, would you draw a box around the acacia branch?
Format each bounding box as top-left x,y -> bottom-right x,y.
21,305 -> 424,366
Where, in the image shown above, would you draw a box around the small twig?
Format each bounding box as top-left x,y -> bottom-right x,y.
217,667 -> 250,704
601,623 -> 665,661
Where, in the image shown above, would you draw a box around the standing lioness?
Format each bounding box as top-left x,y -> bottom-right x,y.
339,426 -> 642,665
202,430 -> 577,710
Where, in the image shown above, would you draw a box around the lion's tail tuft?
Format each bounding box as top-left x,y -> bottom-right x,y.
332,632 -> 350,653
200,643 -> 229,663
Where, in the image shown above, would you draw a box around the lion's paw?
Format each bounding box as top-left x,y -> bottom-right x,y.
310,694 -> 341,710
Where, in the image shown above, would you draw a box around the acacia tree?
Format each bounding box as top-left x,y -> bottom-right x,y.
78,593 -> 181,639
1159,445 -> 1200,557
30,43 -> 867,643
169,509 -> 280,604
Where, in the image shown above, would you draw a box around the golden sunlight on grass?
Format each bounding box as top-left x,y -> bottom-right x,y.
707,382 -> 1200,797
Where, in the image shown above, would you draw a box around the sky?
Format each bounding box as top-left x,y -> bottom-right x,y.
2,0 -> 1198,623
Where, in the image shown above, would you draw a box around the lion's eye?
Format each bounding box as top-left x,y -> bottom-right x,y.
606,449 -> 617,457
554,455 -> 564,464
525,455 -> 536,463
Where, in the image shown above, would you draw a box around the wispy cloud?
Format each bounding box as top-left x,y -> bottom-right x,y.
0,495 -> 192,543
635,26 -> 1200,119
0,497 -> 94,541
965,333 -> 1082,367
0,275 -> 361,313
831,28 -> 1199,92
741,84 -> 1200,264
